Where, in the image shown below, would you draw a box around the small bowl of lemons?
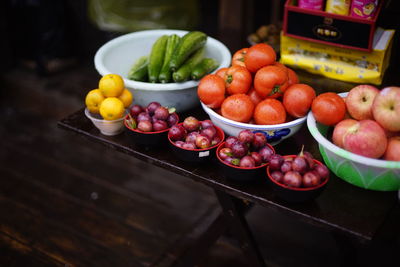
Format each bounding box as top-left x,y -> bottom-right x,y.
84,74 -> 132,136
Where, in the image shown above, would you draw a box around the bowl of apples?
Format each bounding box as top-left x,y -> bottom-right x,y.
124,101 -> 179,147
168,116 -> 225,163
216,129 -> 275,182
307,86 -> 400,191
266,150 -> 330,203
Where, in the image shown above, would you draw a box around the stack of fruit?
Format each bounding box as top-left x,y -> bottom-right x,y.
85,74 -> 133,120
218,129 -> 275,168
311,85 -> 400,161
168,116 -> 222,149
197,43 -> 316,125
126,102 -> 179,132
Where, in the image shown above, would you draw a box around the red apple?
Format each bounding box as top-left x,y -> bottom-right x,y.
346,85 -> 379,120
372,86 -> 400,132
332,119 -> 358,148
342,120 -> 387,159
383,136 -> 400,161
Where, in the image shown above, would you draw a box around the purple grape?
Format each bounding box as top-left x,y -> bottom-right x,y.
292,156 -> 309,174
225,157 -> 240,166
200,120 -> 214,129
225,136 -> 239,149
146,102 -> 161,115
239,155 -> 256,168
231,141 -> 249,158
270,170 -> 284,183
314,164 -> 330,181
153,106 -> 169,120
195,134 -> 211,149
153,120 -> 168,131
219,147 -> 233,160
269,154 -> 284,171
137,112 -> 151,122
303,151 -> 316,169
259,146 -> 274,163
137,120 -> 153,132
183,116 -> 200,132
168,124 -> 187,141
283,171 -> 302,188
129,104 -> 144,118
185,131 -> 200,144
200,126 -> 217,139
174,140 -> 185,148
302,171 -> 321,188
238,129 -> 254,145
252,132 -> 267,149
250,152 -> 262,166
281,161 -> 292,173
167,112 -> 179,127
182,142 -> 196,150
211,135 -> 221,146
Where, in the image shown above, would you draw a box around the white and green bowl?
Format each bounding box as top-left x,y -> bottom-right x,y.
307,93 -> 400,191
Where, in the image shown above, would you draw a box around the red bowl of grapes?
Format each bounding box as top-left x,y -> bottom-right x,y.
266,151 -> 330,203
124,102 -> 179,147
216,130 -> 276,182
168,116 -> 225,163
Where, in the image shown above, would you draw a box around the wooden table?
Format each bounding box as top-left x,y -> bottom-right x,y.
58,104 -> 400,267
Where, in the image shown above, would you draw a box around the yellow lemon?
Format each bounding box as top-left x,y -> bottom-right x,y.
85,89 -> 105,114
99,74 -> 125,97
99,97 -> 125,120
118,88 -> 133,108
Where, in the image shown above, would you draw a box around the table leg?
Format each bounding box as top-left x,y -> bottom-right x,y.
215,190 -> 266,267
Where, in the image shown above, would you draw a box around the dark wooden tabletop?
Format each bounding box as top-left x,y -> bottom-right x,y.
58,100 -> 400,245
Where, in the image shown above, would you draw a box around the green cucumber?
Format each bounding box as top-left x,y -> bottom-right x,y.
191,58 -> 219,80
127,55 -> 148,81
169,31 -> 207,72
172,47 -> 205,83
148,35 -> 168,83
158,34 -> 181,83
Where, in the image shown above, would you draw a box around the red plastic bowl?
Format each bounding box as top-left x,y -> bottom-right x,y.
124,114 -> 177,147
267,155 -> 329,202
216,141 -> 275,182
168,122 -> 225,163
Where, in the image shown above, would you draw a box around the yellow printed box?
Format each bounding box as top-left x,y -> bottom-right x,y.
280,28 -> 395,85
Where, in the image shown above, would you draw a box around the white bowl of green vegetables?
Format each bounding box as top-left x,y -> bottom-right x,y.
94,29 -> 231,112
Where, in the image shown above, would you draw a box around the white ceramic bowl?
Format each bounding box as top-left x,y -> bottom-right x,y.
200,102 -> 307,146
84,108 -> 126,136
307,93 -> 400,191
94,29 -> 231,112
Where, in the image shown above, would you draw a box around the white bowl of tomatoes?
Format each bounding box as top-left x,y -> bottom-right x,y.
198,43 -> 316,145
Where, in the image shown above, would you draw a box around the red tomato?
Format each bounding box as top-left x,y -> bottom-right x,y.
287,67 -> 299,86
224,65 -> 252,95
254,65 -> 289,99
311,92 -> 346,126
232,48 -> 248,67
197,74 -> 226,109
247,87 -> 264,106
216,67 -> 228,80
244,43 -> 276,73
283,84 -> 316,118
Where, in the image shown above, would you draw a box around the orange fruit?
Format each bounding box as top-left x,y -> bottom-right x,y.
311,92 -> 346,126
254,98 -> 286,125
221,94 -> 254,123
197,74 -> 226,109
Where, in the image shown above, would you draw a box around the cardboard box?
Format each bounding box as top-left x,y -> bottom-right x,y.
280,27 -> 395,85
283,0 -> 383,52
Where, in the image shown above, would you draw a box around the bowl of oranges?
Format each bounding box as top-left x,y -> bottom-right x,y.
198,43 -> 315,145
84,74 -> 132,136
